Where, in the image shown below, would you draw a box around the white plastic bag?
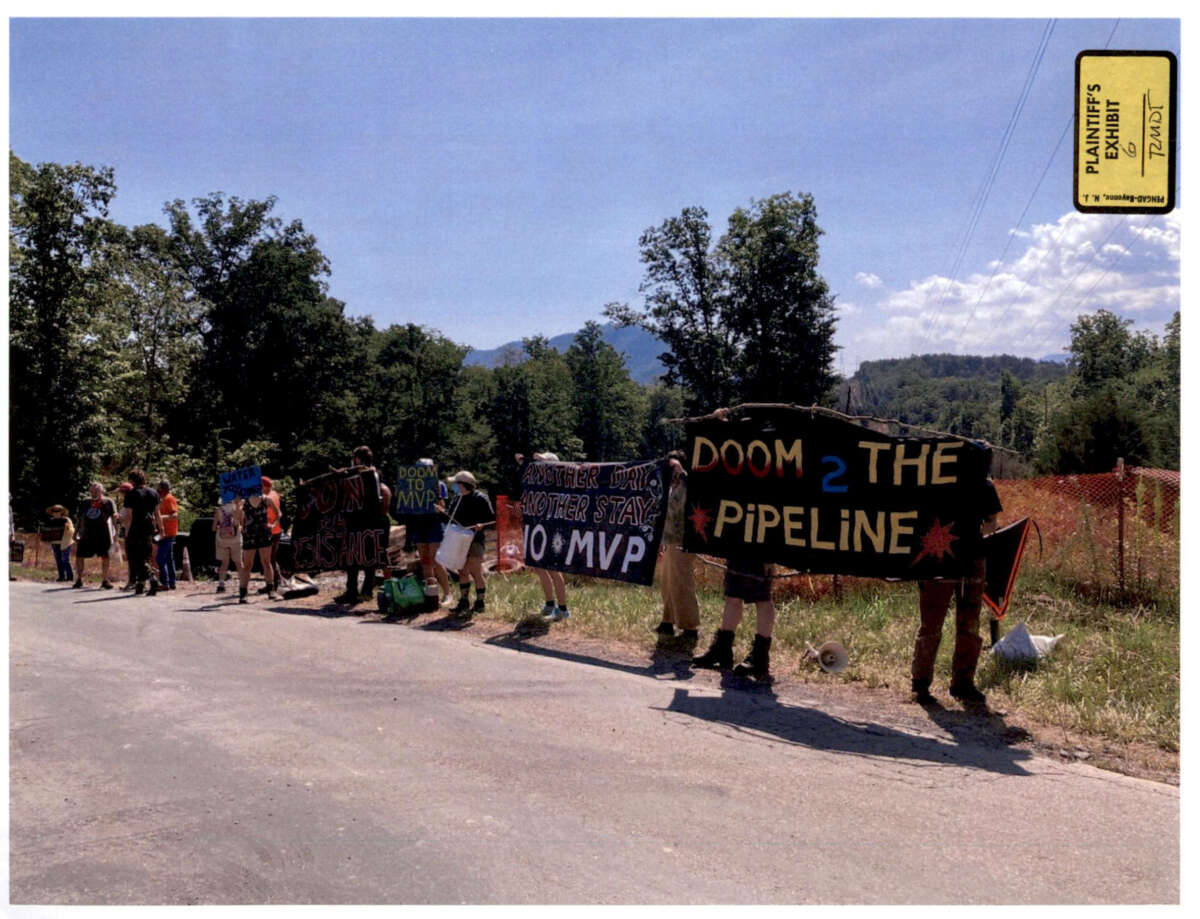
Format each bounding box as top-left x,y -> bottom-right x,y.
991,622 -> 1065,662
435,523 -> 474,572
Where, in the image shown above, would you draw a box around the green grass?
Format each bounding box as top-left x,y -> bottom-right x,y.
478,566 -> 1179,753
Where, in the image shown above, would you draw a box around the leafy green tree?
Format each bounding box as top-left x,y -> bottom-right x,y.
719,192 -> 838,404
162,193 -> 368,479
605,206 -> 736,414
638,383 -> 687,459
356,322 -> 468,478
607,193 -> 838,413
101,222 -> 206,471
487,337 -> 580,495
565,321 -> 645,461
8,152 -> 117,522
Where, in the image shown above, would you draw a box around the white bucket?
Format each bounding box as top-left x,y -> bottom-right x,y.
435,523 -> 474,572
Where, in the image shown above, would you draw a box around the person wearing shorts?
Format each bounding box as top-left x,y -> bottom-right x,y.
409,459 -> 452,605
73,482 -> 118,589
693,557 -> 778,682
213,500 -> 242,593
444,470 -> 493,616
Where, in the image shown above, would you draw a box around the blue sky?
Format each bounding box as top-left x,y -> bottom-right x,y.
8,16 -> 1182,372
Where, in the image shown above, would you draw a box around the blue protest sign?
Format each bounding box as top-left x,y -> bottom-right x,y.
219,465 -> 263,503
394,463 -> 440,514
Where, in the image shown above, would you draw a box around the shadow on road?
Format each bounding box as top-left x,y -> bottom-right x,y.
661,685 -> 1033,775
483,628 -> 1032,775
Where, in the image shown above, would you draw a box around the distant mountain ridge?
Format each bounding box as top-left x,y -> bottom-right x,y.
464,323 -> 667,385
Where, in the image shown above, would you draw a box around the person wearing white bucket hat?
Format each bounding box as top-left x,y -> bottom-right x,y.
443,470 -> 493,615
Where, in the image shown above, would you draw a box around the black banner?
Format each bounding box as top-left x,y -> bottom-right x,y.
683,408 -> 993,580
519,458 -> 671,585
291,467 -> 390,571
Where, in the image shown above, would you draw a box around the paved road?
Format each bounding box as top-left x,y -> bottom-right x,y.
8,580 -> 1179,904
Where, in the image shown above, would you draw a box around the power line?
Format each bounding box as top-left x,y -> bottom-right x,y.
917,19 -> 1056,344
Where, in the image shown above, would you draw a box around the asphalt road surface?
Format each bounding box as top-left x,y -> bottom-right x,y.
8,580 -> 1179,904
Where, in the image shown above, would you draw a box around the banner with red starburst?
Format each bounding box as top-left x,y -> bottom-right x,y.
683,407 -> 999,580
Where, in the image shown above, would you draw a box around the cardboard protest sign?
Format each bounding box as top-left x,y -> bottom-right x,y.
519,458 -> 671,585
394,463 -> 440,514
219,465 -> 262,503
683,407 -> 994,580
290,467 -> 390,571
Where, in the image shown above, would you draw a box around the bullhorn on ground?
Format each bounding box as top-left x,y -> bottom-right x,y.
803,640 -> 849,674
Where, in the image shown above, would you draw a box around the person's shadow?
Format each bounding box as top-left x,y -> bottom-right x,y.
659,682 -> 1033,776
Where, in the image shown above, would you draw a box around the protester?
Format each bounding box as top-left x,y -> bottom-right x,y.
116,481 -> 134,589
518,452 -> 570,622
124,469 -> 164,596
73,482 -> 118,589
45,504 -> 76,583
407,459 -> 452,605
654,450 -> 699,642
236,493 -> 276,603
337,446 -> 391,604
693,558 -> 778,682
443,470 -> 493,616
213,498 -> 242,593
911,478 -> 1003,707
155,479 -> 180,591
261,476 -> 285,590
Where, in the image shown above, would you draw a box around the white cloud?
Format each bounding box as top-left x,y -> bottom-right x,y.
835,210 -> 1180,372
854,271 -> 883,288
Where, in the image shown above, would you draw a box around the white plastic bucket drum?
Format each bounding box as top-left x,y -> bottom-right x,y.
435,523 -> 474,572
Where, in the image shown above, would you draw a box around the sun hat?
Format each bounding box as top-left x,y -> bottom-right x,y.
452,470 -> 477,488
533,452 -> 560,462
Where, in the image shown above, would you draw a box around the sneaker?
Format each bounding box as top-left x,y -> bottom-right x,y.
540,602 -> 557,618
72,579 -> 83,589
100,580 -> 113,590
654,621 -> 675,636
949,682 -> 987,706
551,607 -> 570,622
216,583 -> 226,593
266,587 -> 278,600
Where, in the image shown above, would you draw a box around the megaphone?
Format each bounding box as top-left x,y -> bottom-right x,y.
804,640 -> 849,674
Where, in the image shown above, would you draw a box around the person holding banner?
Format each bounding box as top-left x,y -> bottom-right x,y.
408,459 -> 452,606
339,446 -> 392,604
444,470 -> 493,616
516,452 -> 571,622
693,558 -> 778,681
654,451 -> 699,641
911,479 -> 1003,707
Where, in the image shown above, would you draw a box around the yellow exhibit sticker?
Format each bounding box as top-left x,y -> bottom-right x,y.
1075,50 -> 1176,214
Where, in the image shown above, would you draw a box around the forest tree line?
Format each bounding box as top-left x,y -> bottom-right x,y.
8,151 -> 1180,529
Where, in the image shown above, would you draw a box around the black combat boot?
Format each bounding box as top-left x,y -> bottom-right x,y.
911,677 -> 936,705
693,629 -> 735,670
732,634 -> 773,681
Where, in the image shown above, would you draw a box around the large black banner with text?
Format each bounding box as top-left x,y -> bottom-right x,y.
519,458 -> 671,585
683,408 -> 993,580
291,467 -> 390,571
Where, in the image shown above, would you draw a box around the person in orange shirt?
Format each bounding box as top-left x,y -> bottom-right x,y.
155,479 -> 180,590
261,476 -> 284,589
